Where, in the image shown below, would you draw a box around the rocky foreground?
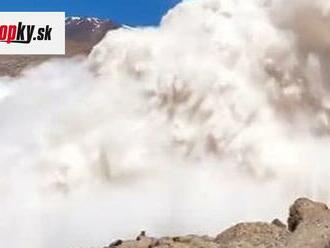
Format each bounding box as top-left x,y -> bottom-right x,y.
103,198 -> 330,248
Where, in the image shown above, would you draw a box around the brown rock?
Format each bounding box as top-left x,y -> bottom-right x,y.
215,222 -> 289,248
287,198 -> 330,248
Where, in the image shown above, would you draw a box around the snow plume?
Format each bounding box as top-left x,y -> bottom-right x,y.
2,0 -> 330,247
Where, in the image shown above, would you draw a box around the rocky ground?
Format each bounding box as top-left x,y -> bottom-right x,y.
103,198 -> 330,248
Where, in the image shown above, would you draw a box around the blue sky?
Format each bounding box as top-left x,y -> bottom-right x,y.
0,0 -> 182,26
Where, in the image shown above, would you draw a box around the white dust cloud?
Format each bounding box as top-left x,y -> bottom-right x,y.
1,0 -> 330,247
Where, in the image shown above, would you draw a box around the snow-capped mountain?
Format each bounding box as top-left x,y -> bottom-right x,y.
65,17 -> 119,44
65,16 -> 120,55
